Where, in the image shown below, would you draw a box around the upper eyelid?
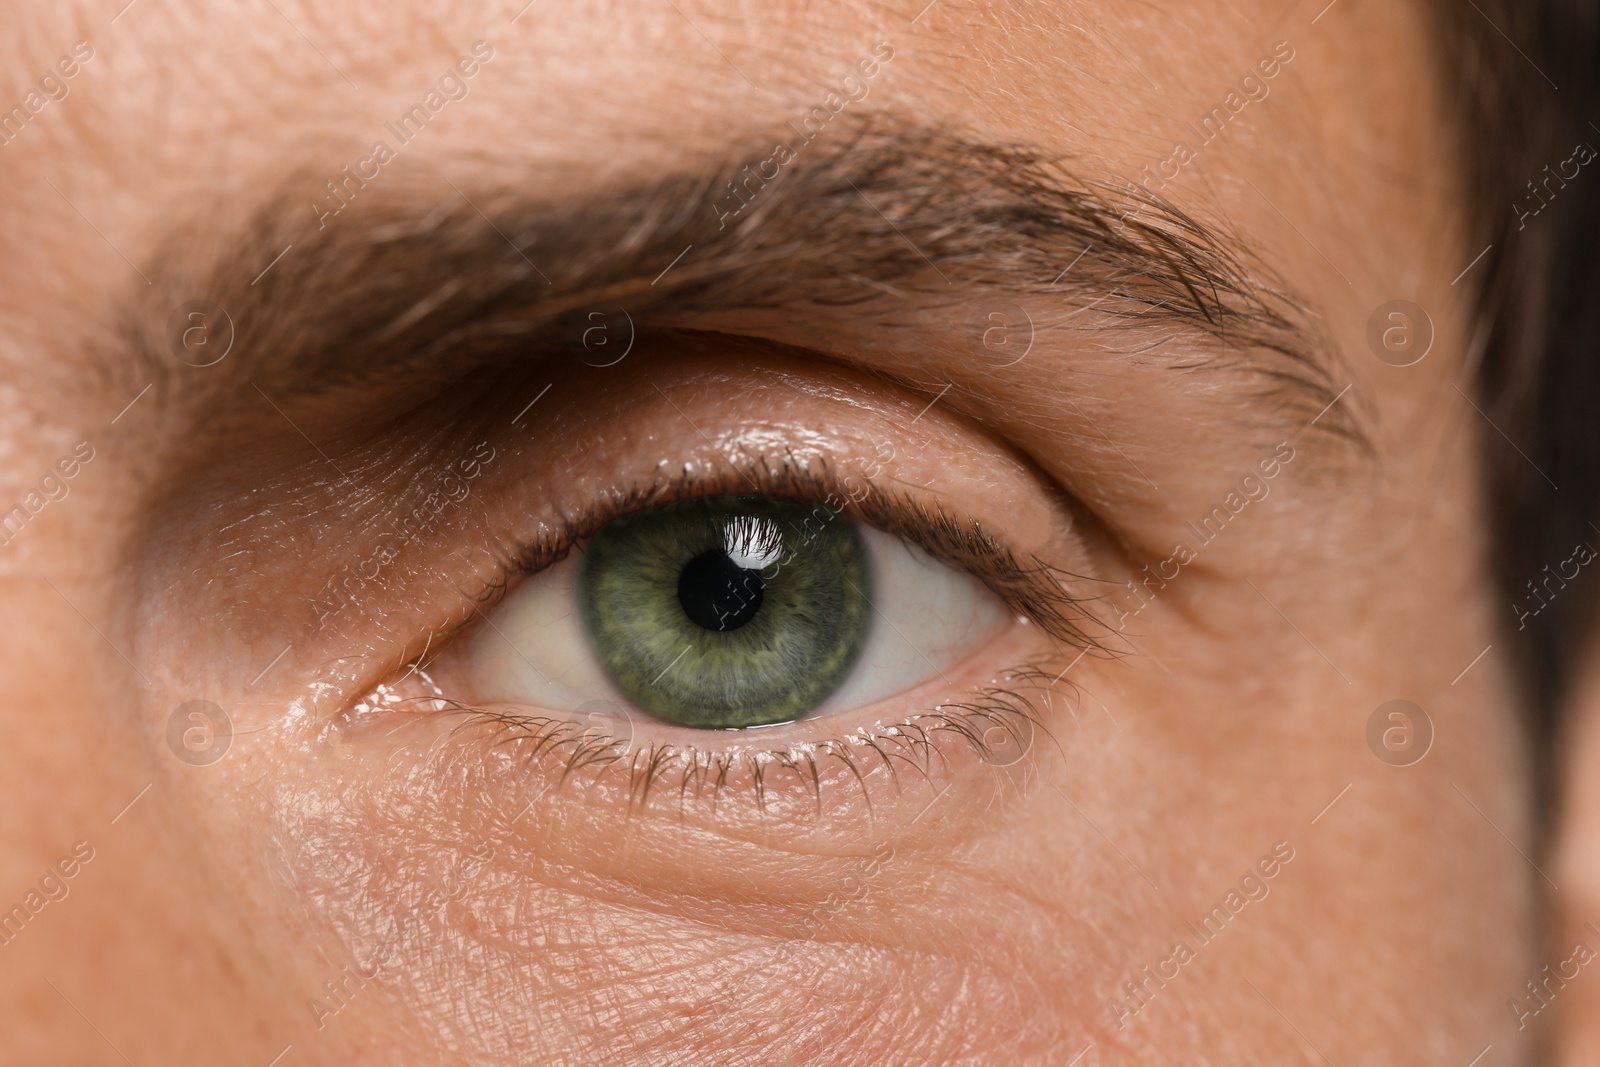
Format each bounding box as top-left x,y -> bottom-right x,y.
148,351 -> 1111,698
468,452 -> 1112,658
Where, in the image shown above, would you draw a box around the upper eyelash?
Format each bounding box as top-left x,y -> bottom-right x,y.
464,450 -> 1113,656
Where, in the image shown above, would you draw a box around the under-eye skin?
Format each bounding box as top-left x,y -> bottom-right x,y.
578,495 -> 874,729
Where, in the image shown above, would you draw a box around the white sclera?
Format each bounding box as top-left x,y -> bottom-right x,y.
810,526 -> 1008,715
464,521 -> 1010,724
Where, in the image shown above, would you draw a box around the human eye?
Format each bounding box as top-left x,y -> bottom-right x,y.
363,479 -> 1059,799
342,371 -> 1109,824
143,338 -> 1118,1061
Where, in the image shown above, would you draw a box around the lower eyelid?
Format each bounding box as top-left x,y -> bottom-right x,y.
343,630 -> 1058,842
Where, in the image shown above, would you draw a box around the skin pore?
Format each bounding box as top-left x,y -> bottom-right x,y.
0,0 -> 1549,1064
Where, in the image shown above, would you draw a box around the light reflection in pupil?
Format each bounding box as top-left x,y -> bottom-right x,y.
678,550 -> 764,631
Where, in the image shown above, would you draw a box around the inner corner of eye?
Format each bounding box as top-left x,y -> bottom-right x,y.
455,493 -> 1011,735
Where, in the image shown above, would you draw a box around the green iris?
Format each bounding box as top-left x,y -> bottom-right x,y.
578,495 -> 873,728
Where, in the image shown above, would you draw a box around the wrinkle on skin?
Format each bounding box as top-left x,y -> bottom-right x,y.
0,0 -> 1538,1064
266,737 -> 1054,1066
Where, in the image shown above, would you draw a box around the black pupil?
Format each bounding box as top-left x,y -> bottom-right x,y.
678,549 -> 765,631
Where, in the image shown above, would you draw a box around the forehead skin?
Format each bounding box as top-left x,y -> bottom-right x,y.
0,1 -> 1538,1065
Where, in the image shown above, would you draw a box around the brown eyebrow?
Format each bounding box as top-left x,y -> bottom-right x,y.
120,123 -> 1350,437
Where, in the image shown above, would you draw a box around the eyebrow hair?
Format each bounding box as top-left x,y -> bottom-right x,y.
123,122 -> 1348,435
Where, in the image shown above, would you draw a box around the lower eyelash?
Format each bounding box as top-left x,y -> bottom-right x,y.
403,660 -> 1063,816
